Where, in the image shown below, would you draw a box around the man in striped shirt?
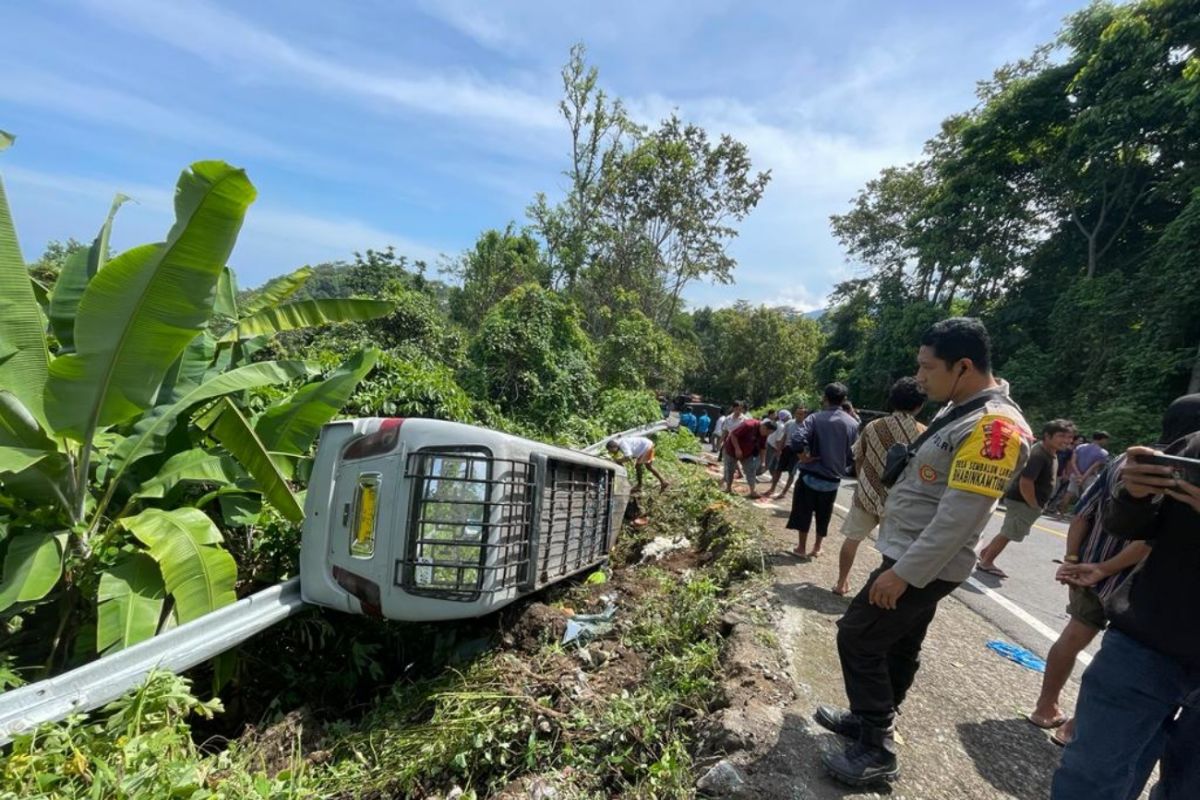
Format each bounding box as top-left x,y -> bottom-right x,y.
1027,458 -> 1150,744
833,378 -> 927,596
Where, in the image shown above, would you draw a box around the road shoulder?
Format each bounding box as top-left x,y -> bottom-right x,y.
705,489 -> 1076,799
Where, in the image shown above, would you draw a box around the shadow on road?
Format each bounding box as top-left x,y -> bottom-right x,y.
772,581 -> 853,617
740,710 -> 896,800
956,717 -> 1062,797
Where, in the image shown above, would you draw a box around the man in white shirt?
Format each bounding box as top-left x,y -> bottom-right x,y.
606,435 -> 669,491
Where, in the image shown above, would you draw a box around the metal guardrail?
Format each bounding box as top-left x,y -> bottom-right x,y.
0,577 -> 304,745
0,419 -> 675,744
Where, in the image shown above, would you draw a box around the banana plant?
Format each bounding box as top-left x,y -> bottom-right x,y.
0,144 -> 392,664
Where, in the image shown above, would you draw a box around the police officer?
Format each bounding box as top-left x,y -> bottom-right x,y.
815,317 -> 1032,786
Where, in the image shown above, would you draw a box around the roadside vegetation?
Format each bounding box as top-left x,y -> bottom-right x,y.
2,432 -> 770,799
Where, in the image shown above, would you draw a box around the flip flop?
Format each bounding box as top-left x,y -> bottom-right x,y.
976,562 -> 1009,579
1051,728 -> 1073,747
831,587 -> 848,596
791,547 -> 811,561
1026,712 -> 1068,730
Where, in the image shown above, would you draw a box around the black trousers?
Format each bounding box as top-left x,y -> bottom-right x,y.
787,478 -> 837,537
836,558 -> 960,729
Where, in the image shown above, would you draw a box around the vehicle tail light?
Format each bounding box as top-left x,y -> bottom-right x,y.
332,566 -> 382,617
342,418 -> 404,460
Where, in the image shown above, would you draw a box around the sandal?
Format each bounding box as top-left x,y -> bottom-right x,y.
975,562 -> 1009,579
1026,712 -> 1068,730
791,546 -> 811,561
831,586 -> 849,596
1051,728 -> 1073,747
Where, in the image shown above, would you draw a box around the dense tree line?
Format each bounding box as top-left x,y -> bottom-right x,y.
817,0 -> 1200,444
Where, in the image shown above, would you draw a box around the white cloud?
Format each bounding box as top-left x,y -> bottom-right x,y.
3,165 -> 446,286
2,70 -> 303,163
82,0 -> 561,132
416,0 -> 522,49
245,207 -> 445,271
621,90 -> 923,313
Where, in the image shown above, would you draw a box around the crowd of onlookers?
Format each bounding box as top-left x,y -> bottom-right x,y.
627,317 -> 1198,797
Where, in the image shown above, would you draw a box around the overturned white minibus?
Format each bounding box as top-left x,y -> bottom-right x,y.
299,418 -> 631,621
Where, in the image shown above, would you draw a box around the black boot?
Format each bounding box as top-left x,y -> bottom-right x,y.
821,722 -> 899,787
813,706 -> 861,740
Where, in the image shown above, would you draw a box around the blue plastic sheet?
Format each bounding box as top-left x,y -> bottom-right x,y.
986,640 -> 1046,673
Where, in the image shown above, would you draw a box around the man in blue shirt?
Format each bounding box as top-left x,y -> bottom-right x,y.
1072,431 -> 1110,491
697,410 -> 712,443
786,383 -> 860,559
680,407 -> 698,434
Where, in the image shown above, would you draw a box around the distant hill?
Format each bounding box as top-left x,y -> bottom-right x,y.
803,308 -> 825,321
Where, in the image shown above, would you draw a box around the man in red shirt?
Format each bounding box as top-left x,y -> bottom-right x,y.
723,418 -> 777,498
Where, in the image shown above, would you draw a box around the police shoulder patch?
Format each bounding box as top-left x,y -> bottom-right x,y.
947,414 -> 1024,497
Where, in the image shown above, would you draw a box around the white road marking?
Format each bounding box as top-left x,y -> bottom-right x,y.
962,577 -> 1091,665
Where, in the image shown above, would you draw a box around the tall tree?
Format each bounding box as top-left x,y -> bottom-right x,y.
445,226 -> 549,327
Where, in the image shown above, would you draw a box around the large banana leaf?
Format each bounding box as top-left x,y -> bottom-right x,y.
0,530 -> 66,612
0,390 -> 55,452
218,492 -> 262,526
158,332 -> 218,404
239,265 -> 313,317
29,276 -> 49,309
210,398 -> 303,522
256,348 -> 378,455
132,448 -> 244,500
45,162 -> 256,440
103,359 -> 314,493
0,445 -> 48,475
48,194 -> 129,354
120,507 -> 236,624
0,133 -> 51,428
0,391 -> 71,508
219,298 -> 393,342
97,553 -> 165,653
214,267 -> 239,319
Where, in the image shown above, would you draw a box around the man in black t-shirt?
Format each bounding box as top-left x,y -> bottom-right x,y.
976,419 -> 1075,579
1052,394 -> 1200,800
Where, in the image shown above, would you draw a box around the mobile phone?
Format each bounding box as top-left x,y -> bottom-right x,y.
1133,452 -> 1200,485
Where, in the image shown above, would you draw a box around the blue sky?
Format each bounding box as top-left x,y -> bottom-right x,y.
2,0 -> 1083,310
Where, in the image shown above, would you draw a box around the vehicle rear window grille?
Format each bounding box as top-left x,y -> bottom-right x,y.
397,450 -> 534,601
536,459 -> 612,586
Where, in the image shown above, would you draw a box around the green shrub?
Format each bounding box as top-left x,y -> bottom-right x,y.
594,388 -> 662,434
465,285 -> 598,434
345,353 -> 473,421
